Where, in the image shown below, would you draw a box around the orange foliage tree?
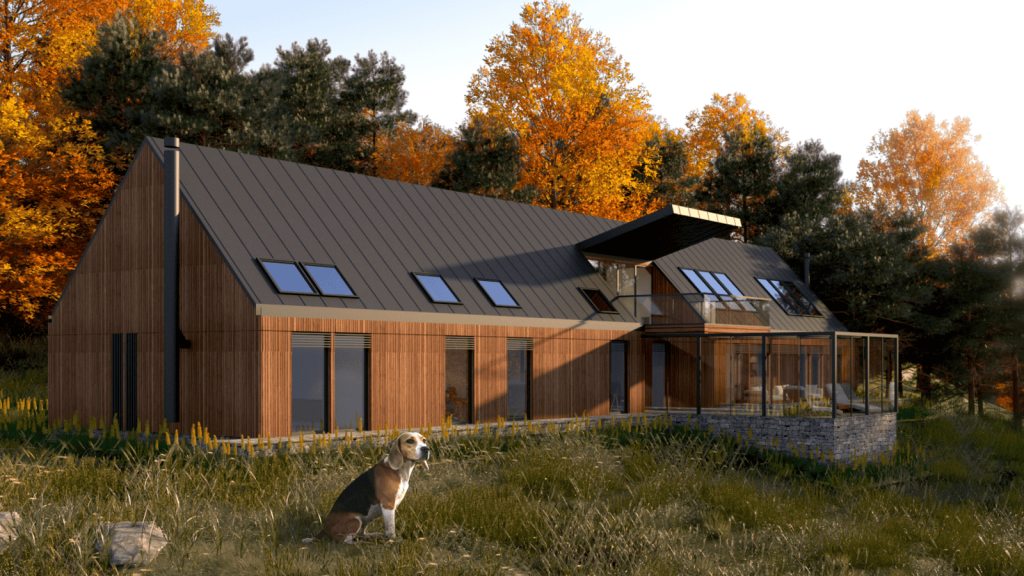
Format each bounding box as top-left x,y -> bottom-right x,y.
374,118 -> 457,186
0,0 -> 218,327
681,92 -> 789,193
851,111 -> 1004,254
466,0 -> 660,221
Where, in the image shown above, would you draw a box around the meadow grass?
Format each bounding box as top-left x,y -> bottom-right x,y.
0,380 -> 1023,573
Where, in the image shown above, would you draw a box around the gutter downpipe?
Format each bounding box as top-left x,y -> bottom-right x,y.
164,137 -> 180,423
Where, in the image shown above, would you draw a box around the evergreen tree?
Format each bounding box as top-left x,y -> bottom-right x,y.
434,118 -> 527,201
345,50 -> 418,175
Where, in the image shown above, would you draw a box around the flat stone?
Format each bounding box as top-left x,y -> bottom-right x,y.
0,512 -> 20,553
95,522 -> 168,566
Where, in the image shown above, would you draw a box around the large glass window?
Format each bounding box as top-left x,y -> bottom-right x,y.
610,341 -> 627,413
476,279 -> 519,307
304,264 -> 355,297
681,268 -> 752,311
262,260 -> 316,294
334,334 -> 369,430
507,338 -> 532,420
292,333 -> 329,432
414,273 -> 461,304
445,336 -> 473,423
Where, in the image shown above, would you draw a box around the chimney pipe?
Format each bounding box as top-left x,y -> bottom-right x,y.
803,252 -> 811,288
164,137 -> 180,423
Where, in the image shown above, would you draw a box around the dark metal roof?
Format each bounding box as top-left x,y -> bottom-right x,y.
653,238 -> 848,332
577,205 -> 739,262
143,137 -> 638,323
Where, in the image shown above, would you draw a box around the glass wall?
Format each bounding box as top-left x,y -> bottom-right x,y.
334,334 -> 369,430
507,338 -> 532,420
445,336 -> 474,424
292,333 -> 329,432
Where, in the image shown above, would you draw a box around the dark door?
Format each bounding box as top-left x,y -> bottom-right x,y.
334,334 -> 369,431
610,341 -> 627,413
652,342 -> 666,409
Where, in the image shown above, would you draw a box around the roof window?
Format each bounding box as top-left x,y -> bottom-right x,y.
413,273 -> 461,304
680,268 -> 753,311
580,288 -> 616,313
475,279 -> 519,307
260,260 -> 316,295
757,279 -> 822,316
302,263 -> 355,297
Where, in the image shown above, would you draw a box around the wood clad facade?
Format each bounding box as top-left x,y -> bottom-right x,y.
48,146 -> 165,429
257,317 -> 645,438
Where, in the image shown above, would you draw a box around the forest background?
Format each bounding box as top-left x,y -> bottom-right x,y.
0,0 -> 1020,426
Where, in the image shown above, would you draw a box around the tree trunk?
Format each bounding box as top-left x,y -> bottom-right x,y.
1013,355 -> 1021,431
916,365 -> 931,400
967,358 -> 976,415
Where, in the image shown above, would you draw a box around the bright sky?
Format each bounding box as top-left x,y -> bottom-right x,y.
213,0 -> 1022,210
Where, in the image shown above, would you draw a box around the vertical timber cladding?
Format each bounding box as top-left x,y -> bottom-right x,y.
178,204 -> 258,437
258,317 -> 644,437
47,145 -> 164,429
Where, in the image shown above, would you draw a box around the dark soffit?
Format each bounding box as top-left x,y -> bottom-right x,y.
576,205 -> 740,262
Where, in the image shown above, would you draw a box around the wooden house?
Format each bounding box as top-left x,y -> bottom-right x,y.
48,137 -> 892,438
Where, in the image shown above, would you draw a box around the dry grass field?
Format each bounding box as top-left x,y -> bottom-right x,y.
0,355 -> 1022,575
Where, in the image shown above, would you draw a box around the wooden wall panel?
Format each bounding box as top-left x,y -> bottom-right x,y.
179,204 -> 258,436
260,318 -> 639,433
48,146 -> 164,427
623,331 -> 645,414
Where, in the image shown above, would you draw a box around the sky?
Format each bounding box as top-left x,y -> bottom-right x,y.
212,0 -> 1022,210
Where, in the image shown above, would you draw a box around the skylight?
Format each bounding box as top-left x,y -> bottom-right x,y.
302,264 -> 355,297
757,279 -> 822,316
680,268 -> 752,310
580,288 -> 616,313
260,261 -> 316,294
413,273 -> 461,304
476,279 -> 519,307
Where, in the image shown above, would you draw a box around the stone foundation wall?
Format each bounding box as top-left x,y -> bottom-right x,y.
668,413 -> 897,464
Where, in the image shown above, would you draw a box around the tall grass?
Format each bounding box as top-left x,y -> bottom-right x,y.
0,406 -> 1021,575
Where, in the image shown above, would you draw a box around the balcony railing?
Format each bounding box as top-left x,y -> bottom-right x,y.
616,293 -> 771,328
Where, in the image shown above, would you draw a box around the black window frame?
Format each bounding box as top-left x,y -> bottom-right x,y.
258,258 -> 318,296
474,278 -> 521,308
412,272 -> 463,305
579,287 -> 618,314
300,262 -> 358,298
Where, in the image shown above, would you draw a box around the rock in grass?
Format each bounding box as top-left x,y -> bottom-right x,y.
0,512 -> 20,553
95,522 -> 168,566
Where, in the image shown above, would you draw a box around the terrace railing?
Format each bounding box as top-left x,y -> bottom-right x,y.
617,293 -> 771,328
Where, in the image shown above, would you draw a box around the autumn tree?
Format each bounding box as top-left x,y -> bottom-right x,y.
681,92 -> 789,199
466,0 -> 659,219
851,110 -> 1004,254
374,118 -> 457,186
0,0 -> 218,329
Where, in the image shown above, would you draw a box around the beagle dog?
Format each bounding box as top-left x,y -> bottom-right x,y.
303,432 -> 430,544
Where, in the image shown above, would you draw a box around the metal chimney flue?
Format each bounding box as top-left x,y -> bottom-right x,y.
803,252 -> 811,288
163,137 -> 180,423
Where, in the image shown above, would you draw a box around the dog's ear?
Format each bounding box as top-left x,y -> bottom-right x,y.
387,438 -> 404,470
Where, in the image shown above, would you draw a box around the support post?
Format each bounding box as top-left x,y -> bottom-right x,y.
895,337 -> 900,412
865,337 -> 870,414
761,335 -> 767,417
696,337 -> 702,416
831,333 -> 838,419
163,137 -> 180,423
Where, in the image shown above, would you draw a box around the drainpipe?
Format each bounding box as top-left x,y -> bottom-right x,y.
164,137 -> 180,423
803,253 -> 811,287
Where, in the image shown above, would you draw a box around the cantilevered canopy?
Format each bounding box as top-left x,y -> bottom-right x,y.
577,205 -> 740,262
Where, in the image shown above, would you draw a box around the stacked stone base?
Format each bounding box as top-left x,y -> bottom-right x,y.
668,413 -> 897,464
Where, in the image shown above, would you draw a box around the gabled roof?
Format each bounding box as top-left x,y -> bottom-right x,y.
143,137 -> 640,326
654,238 -> 847,332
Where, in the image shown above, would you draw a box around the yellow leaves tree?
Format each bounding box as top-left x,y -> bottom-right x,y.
466,0 -> 660,220
373,118 -> 457,186
681,92 -> 789,194
0,0 -> 218,327
852,111 -> 1004,254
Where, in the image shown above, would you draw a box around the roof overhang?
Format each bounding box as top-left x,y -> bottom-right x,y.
576,205 -> 739,261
